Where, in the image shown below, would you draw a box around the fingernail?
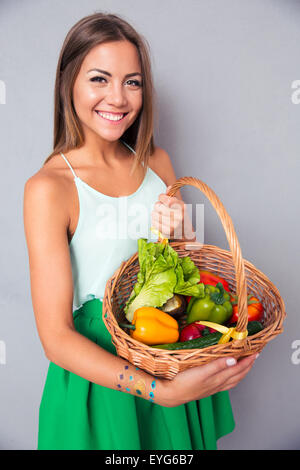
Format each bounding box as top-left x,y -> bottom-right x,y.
226,358 -> 237,367
255,353 -> 260,359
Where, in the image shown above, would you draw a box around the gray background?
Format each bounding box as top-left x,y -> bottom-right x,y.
0,0 -> 299,450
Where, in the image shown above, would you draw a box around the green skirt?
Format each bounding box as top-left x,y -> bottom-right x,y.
37,299 -> 235,450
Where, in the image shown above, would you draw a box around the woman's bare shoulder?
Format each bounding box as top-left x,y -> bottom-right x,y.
24,154 -> 70,215
25,153 -> 70,193
149,146 -> 176,184
149,146 -> 183,200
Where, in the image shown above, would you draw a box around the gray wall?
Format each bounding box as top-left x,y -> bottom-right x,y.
0,0 -> 299,450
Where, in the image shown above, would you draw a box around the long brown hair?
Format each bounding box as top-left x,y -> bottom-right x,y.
43,12 -> 157,176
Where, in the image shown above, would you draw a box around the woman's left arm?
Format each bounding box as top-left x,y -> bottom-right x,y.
150,148 -> 196,242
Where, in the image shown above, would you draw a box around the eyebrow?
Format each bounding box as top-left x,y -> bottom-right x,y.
87,68 -> 142,78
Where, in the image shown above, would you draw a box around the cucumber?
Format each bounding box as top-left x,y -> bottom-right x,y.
152,320 -> 263,350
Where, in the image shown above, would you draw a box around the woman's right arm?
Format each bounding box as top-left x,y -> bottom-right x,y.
23,173 -> 258,408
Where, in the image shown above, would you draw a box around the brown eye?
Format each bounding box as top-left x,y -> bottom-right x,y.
90,76 -> 106,83
127,80 -> 142,87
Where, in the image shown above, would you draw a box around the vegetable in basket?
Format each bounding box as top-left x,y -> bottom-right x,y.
186,282 -> 233,325
199,270 -> 231,292
179,322 -> 216,342
160,294 -> 187,319
186,270 -> 231,303
119,307 -> 179,345
229,294 -> 264,323
124,238 -> 205,322
152,320 -> 264,350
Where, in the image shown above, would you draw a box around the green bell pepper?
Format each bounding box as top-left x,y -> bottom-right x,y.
186,282 -> 233,325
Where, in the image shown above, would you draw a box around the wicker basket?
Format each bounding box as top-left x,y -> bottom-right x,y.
102,177 -> 286,379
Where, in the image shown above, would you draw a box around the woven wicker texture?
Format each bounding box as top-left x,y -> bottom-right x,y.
102,177 -> 286,379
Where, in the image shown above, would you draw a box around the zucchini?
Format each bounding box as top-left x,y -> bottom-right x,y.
152,320 -> 263,350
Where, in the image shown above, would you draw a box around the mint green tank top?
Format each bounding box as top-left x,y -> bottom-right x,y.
60,140 -> 167,312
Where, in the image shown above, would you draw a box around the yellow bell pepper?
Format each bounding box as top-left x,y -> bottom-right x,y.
119,307 -> 179,345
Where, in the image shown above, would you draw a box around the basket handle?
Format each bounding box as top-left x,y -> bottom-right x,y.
160,176 -> 249,334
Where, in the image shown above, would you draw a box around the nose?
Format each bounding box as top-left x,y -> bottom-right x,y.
106,81 -> 127,107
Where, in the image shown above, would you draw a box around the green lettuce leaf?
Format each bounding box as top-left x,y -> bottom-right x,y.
174,256 -> 205,297
124,238 -> 204,322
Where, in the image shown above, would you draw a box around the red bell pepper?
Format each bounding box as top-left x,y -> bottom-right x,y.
186,270 -> 231,303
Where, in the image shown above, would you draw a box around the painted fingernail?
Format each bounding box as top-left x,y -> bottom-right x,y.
226,358 -> 237,367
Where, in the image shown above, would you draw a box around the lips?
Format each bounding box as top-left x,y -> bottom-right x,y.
96,110 -> 129,115
95,111 -> 128,123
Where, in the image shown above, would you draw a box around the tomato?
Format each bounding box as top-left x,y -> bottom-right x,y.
229,296 -> 263,323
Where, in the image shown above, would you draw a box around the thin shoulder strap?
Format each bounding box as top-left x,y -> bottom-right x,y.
120,139 -> 136,155
61,143 -> 136,178
60,152 -> 78,178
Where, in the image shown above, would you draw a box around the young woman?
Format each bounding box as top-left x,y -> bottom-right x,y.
23,12 -> 257,450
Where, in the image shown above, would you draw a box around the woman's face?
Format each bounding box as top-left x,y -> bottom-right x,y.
72,40 -> 143,143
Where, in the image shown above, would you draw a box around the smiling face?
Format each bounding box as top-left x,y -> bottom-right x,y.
72,40 -> 143,144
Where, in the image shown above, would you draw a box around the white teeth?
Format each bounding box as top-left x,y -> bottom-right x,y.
97,111 -> 125,121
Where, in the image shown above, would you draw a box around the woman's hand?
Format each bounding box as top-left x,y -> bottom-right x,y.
151,186 -> 196,241
156,354 -> 258,407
